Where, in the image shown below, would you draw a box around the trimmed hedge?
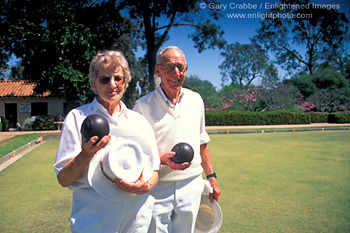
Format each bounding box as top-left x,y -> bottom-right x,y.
205,111 -> 311,126
308,112 -> 329,123
205,111 -> 350,126
328,112 -> 350,123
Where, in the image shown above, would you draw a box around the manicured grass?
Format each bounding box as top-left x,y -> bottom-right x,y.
212,131 -> 350,233
206,125 -> 350,133
0,139 -> 71,232
0,131 -> 349,232
0,134 -> 42,158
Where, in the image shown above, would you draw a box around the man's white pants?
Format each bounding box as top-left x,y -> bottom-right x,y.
148,175 -> 204,233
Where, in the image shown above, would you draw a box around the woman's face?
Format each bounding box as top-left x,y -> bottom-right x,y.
92,65 -> 126,106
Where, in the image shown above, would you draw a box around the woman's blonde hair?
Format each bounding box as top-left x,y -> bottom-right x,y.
89,50 -> 132,93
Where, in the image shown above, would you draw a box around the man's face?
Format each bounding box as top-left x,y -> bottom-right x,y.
156,49 -> 187,97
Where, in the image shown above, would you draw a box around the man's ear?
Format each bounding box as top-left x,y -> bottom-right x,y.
155,64 -> 161,77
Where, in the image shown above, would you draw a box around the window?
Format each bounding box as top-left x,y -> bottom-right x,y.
31,102 -> 48,116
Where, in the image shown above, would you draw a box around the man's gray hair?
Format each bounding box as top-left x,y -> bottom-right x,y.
156,46 -> 186,64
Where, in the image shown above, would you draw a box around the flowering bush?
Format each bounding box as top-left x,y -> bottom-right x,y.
301,87 -> 350,112
54,114 -> 65,122
206,87 -> 264,111
206,85 -> 303,112
31,115 -> 64,131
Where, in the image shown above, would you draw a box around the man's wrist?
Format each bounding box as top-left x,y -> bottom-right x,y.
206,172 -> 217,179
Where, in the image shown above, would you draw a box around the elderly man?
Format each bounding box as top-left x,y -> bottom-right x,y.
133,46 -> 221,233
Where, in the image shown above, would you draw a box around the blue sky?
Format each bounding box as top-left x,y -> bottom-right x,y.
142,0 -> 350,90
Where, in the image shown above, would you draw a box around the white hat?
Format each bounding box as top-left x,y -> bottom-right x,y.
195,189 -> 223,233
101,139 -> 145,182
87,126 -> 154,202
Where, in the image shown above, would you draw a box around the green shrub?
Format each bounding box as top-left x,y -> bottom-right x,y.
205,110 -> 311,126
31,115 -> 56,131
328,112 -> 350,123
0,116 -> 9,131
30,115 -> 66,131
307,112 -> 329,123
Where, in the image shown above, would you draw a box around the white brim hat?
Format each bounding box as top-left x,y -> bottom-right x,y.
87,126 -> 154,202
195,195 -> 223,233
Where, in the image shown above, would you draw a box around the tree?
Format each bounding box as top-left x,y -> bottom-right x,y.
259,83 -> 303,112
288,67 -> 350,112
308,67 -> 350,112
0,0 -> 12,77
286,73 -> 316,98
183,75 -> 220,108
219,42 -> 274,87
1,0 -> 140,106
261,64 -> 279,89
312,66 -> 348,89
9,61 -> 24,80
118,0 -> 226,91
254,0 -> 349,76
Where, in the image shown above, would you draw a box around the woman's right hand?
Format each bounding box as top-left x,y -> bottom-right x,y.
81,135 -> 111,158
57,134 -> 111,187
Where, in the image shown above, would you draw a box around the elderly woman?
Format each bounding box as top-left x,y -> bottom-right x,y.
54,50 -> 160,233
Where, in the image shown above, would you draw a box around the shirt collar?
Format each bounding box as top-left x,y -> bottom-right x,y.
156,85 -> 184,108
90,98 -> 128,119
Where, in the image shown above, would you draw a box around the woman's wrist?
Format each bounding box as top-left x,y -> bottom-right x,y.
146,181 -> 152,190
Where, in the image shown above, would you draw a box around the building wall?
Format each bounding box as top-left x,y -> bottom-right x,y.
0,97 -> 65,129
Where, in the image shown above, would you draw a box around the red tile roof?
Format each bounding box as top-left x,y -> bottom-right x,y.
0,80 -> 51,97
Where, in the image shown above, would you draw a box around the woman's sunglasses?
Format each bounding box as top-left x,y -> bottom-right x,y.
98,75 -> 125,85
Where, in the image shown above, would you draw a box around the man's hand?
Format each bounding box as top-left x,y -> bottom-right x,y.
208,178 -> 221,203
161,152 -> 191,170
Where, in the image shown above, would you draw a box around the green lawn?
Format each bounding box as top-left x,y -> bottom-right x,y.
0,134 -> 42,158
0,131 -> 349,232
0,139 -> 71,233
213,131 -> 350,233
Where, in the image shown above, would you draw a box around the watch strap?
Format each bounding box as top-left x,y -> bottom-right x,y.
206,172 -> 217,179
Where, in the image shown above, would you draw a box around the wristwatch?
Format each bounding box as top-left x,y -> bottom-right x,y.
206,172 -> 217,179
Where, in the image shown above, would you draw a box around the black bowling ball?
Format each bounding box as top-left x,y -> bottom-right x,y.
81,114 -> 110,143
171,142 -> 194,164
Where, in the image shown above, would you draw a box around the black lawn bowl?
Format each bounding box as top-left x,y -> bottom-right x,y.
81,114 -> 110,143
171,142 -> 194,164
